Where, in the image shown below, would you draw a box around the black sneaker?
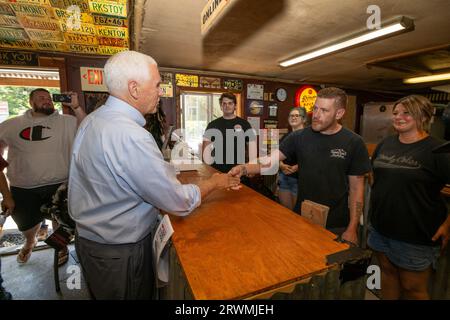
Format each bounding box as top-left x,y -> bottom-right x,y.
0,287 -> 12,300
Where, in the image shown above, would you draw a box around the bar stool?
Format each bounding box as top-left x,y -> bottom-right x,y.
40,183 -> 75,292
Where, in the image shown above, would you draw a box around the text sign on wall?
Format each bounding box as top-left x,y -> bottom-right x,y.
175,74 -> 199,88
80,67 -> 108,92
201,0 -> 236,35
295,86 -> 317,113
0,50 -> 39,66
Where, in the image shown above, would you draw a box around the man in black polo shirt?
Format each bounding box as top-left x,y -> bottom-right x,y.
202,92 -> 257,174
230,87 -> 371,245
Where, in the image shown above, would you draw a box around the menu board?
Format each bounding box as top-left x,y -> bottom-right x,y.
0,0 -> 129,55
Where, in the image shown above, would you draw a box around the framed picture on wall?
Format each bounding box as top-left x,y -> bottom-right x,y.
84,92 -> 109,114
247,100 -> 264,116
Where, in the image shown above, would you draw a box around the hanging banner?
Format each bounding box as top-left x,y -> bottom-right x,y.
201,0 -> 237,35
295,86 -> 317,113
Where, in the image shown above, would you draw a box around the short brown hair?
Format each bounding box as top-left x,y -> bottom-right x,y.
317,87 -> 347,109
219,92 -> 236,105
393,95 -> 434,132
29,88 -> 50,99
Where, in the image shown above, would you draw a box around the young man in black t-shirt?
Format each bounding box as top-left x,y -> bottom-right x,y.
230,87 -> 371,246
202,92 -> 257,174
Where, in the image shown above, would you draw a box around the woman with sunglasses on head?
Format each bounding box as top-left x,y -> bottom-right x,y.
278,107 -> 308,210
368,95 -> 450,300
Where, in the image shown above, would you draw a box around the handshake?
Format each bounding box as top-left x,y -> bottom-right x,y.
208,164 -> 254,191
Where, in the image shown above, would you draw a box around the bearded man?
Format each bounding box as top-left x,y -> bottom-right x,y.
0,88 -> 85,265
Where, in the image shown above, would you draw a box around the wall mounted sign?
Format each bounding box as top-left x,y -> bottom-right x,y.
200,76 -> 220,89
0,50 -> 39,66
263,119 -> 278,129
34,41 -> 66,51
0,0 -> 130,55
247,84 -> 264,100
0,15 -> 22,28
0,38 -> 34,49
0,27 -> 29,41
175,74 -> 199,87
80,66 -> 108,92
223,79 -> 242,91
160,83 -> 173,98
268,104 -> 278,117
64,33 -> 98,45
88,0 -> 127,18
247,100 -> 264,116
160,72 -> 173,83
295,85 -> 317,113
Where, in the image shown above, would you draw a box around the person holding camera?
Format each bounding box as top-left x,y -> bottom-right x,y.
0,88 -> 86,265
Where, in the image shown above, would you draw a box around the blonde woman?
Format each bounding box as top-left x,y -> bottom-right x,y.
278,107 -> 307,210
368,95 -> 450,300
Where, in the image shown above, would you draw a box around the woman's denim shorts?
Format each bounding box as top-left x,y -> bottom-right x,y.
368,226 -> 441,271
278,172 -> 298,194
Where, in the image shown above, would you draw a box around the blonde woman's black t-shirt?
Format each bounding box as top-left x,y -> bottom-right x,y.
280,127 -> 371,229
370,135 -> 450,246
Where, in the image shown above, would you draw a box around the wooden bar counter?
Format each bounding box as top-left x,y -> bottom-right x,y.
162,165 -> 350,300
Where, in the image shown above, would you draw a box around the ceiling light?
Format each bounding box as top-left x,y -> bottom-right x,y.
404,73 -> 450,84
279,16 -> 414,68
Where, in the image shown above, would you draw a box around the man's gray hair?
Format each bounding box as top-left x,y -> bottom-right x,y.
104,50 -> 157,95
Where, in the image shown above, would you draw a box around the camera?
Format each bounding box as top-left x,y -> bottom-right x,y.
52,94 -> 72,103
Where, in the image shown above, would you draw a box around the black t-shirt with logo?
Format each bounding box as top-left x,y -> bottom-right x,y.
279,130 -> 300,178
280,127 -> 371,229
370,135 -> 450,246
204,117 -> 256,173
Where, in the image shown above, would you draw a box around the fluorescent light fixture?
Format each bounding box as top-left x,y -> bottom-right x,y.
404,73 -> 450,84
280,16 -> 414,67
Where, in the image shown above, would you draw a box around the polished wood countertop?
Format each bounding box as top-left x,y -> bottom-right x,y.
169,165 -> 348,300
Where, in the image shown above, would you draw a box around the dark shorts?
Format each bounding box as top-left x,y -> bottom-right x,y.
10,184 -> 61,231
278,172 -> 298,194
368,226 -> 441,271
